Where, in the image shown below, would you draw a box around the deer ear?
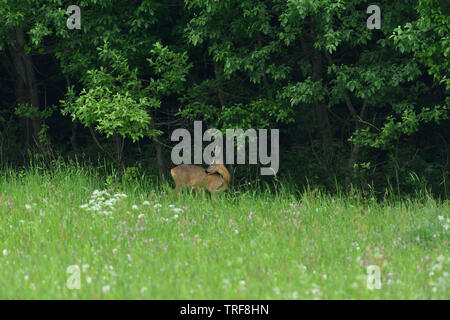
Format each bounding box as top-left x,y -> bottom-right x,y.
206,165 -> 218,174
214,145 -> 222,157
213,145 -> 223,164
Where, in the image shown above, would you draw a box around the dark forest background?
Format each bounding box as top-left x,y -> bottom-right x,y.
0,0 -> 448,197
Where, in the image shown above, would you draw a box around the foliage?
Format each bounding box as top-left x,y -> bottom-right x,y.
0,0 -> 448,196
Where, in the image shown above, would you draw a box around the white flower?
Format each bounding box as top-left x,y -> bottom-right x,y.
82,264 -> 90,272
132,205 -> 139,210
86,277 -> 92,284
173,214 -> 179,219
113,193 -> 127,198
25,204 -> 31,210
432,264 -> 442,271
102,285 -> 110,294
2,249 -> 8,256
142,201 -> 150,206
154,204 -> 162,209
171,208 -> 183,213
140,287 -> 147,294
112,248 -> 119,254
138,214 -> 145,219
438,216 -> 444,221
24,275 -> 29,281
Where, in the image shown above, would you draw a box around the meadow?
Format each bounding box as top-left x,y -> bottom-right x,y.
0,164 -> 448,299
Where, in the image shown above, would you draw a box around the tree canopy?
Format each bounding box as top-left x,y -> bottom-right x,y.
0,0 -> 448,196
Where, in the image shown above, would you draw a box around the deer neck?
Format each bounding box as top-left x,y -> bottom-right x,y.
215,164 -> 231,187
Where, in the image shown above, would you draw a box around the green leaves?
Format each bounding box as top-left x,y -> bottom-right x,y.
61,44 -> 158,143
61,40 -> 191,143
147,42 -> 192,96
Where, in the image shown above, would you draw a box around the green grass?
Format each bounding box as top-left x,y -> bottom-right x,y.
0,165 -> 448,299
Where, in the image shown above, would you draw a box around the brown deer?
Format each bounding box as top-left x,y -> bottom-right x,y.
170,147 -> 231,193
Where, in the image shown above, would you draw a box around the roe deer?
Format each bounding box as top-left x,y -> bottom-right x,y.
170,148 -> 231,193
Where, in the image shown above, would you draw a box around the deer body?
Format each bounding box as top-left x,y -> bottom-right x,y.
170,163 -> 230,193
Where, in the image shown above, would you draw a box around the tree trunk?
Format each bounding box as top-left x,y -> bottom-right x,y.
112,132 -> 124,170
154,138 -> 168,182
70,122 -> 78,153
311,50 -> 333,164
8,28 -> 43,151
300,30 -> 334,169
149,117 -> 168,181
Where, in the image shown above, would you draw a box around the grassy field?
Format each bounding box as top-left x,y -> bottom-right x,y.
0,164 -> 448,299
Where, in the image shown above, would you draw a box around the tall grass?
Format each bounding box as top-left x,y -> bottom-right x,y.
0,163 -> 448,299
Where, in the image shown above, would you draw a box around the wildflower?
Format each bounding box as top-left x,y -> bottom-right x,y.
25,204 -> 31,210
249,212 -> 255,220
2,249 -> 8,256
102,285 -> 110,294
132,205 -> 139,210
142,201 -> 150,206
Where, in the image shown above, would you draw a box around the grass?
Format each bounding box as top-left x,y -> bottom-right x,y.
0,164 -> 448,299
